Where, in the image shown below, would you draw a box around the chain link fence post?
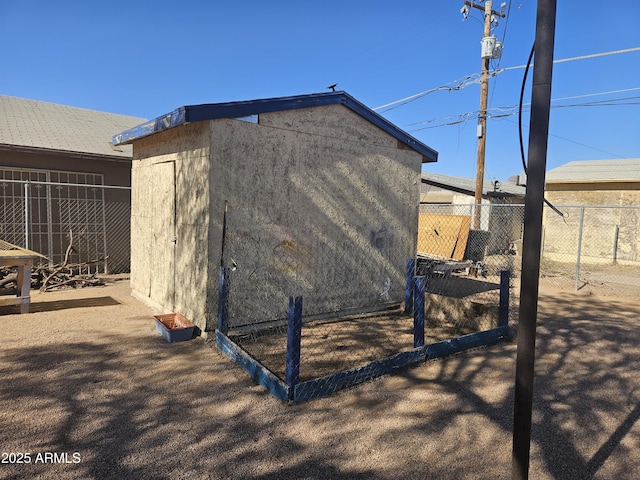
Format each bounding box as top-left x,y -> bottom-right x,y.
413,276 -> 426,348
499,269 -> 510,328
405,258 -> 415,314
575,206 -> 585,291
217,267 -> 230,335
612,224 -> 619,264
285,296 -> 303,400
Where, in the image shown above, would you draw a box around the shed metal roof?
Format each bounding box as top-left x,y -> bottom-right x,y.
0,95 -> 146,160
112,91 -> 438,162
546,159 -> 640,183
421,172 -> 526,198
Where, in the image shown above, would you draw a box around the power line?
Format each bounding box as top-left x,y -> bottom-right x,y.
407,107 -> 633,159
407,97 -> 639,130
501,46 -> 640,72
548,87 -> 640,103
490,0 -> 513,105
373,73 -> 482,112
405,87 -> 640,129
373,47 -> 640,112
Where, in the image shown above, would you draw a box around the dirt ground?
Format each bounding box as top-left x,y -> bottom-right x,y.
232,306 -> 494,383
1,278 -> 639,479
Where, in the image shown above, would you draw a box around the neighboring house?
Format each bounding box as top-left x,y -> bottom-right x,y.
543,158 -> 640,264
114,91 -> 438,335
420,172 -> 525,255
0,95 -> 146,272
544,158 -> 640,205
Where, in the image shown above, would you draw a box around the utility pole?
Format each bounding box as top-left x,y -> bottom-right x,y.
512,1 -> 557,478
462,1 -> 505,229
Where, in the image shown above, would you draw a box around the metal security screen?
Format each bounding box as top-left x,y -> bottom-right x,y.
0,167 -> 125,273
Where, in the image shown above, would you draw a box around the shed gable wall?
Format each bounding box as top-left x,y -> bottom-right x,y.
209,110 -> 422,328
258,104 -> 398,151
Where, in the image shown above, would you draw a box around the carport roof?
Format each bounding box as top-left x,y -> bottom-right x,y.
112,91 -> 438,163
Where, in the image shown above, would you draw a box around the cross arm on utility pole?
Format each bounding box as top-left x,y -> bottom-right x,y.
463,0 -> 506,18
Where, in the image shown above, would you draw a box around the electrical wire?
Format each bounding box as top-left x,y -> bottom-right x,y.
552,97 -> 640,108
503,46 -> 640,73
518,43 -> 565,218
518,44 -> 535,174
374,73 -> 483,113
490,0 -> 513,105
405,87 -> 640,130
374,47 -> 640,112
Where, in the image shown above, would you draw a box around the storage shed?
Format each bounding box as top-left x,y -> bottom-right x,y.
113,91 -> 438,335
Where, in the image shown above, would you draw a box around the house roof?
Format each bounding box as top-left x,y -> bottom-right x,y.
0,95 -> 146,160
421,172 -> 526,198
112,91 -> 438,163
545,159 -> 640,183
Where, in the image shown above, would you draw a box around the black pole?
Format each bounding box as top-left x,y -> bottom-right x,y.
511,1 -> 557,479
220,200 -> 228,268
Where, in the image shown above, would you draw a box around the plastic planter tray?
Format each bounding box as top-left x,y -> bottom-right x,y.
154,313 -> 195,343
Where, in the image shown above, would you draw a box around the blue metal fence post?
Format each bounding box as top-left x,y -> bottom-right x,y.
405,258 -> 416,314
498,269 -> 510,327
217,267 -> 230,335
413,276 -> 426,348
285,296 -> 303,400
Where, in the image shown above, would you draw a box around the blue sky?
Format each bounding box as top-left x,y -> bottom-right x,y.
1,1 -> 638,181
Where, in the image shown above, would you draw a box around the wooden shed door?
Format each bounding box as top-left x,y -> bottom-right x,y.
150,161 -> 176,309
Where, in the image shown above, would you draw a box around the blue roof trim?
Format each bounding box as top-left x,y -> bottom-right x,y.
113,91 -> 438,162
112,107 -> 186,146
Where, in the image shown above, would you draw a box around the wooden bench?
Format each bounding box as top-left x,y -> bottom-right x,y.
0,240 -> 43,314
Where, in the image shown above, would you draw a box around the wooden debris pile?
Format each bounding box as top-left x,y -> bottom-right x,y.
1,262 -> 107,293
0,231 -> 108,292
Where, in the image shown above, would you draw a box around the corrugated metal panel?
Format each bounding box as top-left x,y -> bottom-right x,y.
0,95 -> 146,158
421,173 -> 526,198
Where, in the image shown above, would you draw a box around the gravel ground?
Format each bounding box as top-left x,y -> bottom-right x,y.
1,279 -> 639,479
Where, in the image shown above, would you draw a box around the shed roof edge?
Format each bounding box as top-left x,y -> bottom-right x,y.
112,92 -> 438,162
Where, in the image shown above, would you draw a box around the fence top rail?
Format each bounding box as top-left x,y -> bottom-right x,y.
421,203 -> 640,210
543,204 -> 640,210
0,178 -> 132,190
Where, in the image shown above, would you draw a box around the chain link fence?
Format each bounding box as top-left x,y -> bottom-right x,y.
416,203 -> 640,299
417,203 -> 521,331
215,202 -> 514,401
540,205 -> 640,296
214,201 -> 639,401
0,174 -> 131,274
219,216 -> 412,386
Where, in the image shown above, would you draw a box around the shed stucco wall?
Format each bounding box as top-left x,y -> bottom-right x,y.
130,122 -> 211,331
209,105 -> 422,328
